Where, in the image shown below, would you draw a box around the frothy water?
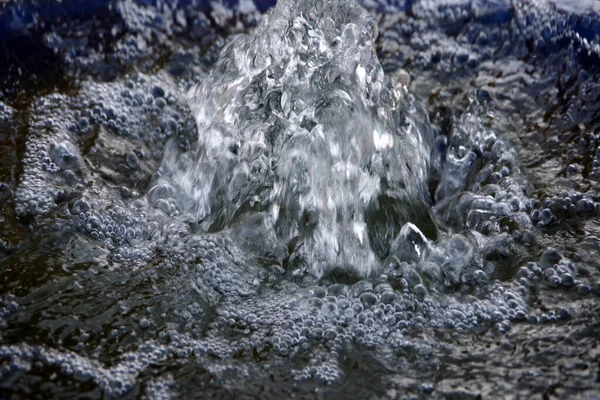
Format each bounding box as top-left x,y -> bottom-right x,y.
156,0 -> 434,277
1,0 -> 600,398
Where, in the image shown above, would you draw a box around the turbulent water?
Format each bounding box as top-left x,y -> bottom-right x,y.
0,0 -> 599,399
160,0 -> 436,276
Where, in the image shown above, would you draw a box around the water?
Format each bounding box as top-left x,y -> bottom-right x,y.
158,0 -> 435,277
0,0 -> 599,399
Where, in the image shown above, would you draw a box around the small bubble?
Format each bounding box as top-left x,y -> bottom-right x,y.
413,284 -> 427,300
577,285 -> 591,296
139,318 -> 151,329
560,273 -> 574,287
548,275 -> 560,288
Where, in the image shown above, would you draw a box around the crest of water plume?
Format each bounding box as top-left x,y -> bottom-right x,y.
156,0 -> 434,277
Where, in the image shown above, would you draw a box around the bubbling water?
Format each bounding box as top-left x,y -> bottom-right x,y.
3,0 -> 600,398
154,0 -> 434,277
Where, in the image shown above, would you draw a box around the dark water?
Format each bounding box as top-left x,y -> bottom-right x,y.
1,0 -> 599,399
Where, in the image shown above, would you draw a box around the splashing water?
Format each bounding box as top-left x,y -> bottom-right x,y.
2,0 -> 600,398
155,0 -> 434,277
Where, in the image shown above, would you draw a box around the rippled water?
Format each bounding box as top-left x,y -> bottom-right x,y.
1,0 -> 599,399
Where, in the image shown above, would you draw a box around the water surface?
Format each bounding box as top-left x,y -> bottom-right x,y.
0,0 -> 599,398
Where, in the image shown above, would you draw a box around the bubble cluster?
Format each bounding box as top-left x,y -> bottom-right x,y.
0,101 -> 15,207
0,101 -> 13,124
431,103 -> 533,236
35,0 -> 264,84
531,191 -> 599,227
0,342 -> 170,398
14,73 -> 195,222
